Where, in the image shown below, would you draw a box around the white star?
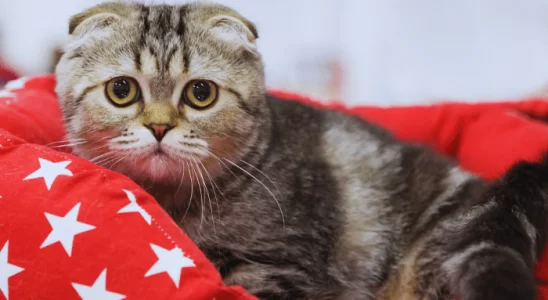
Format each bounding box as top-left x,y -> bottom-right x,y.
117,189 -> 151,225
0,90 -> 14,98
145,244 -> 195,287
24,158 -> 73,190
0,241 -> 24,300
4,76 -> 28,90
72,269 -> 126,300
41,203 -> 95,256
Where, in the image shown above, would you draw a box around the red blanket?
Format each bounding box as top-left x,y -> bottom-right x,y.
0,59 -> 18,86
1,75 -> 548,299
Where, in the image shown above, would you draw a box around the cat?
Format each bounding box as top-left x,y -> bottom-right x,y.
55,2 -> 548,299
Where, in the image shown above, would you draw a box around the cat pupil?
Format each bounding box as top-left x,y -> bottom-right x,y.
192,81 -> 210,101
113,79 -> 130,98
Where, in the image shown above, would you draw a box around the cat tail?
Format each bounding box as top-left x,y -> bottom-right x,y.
445,154 -> 548,300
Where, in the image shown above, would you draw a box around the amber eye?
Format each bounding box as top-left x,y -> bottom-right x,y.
183,80 -> 218,109
105,77 -> 140,107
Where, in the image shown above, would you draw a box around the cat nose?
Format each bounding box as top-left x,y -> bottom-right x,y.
145,123 -> 174,141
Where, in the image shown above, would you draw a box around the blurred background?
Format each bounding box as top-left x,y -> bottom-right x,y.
2,0 -> 548,105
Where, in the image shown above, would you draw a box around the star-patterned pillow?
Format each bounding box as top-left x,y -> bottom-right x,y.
0,76 -> 256,300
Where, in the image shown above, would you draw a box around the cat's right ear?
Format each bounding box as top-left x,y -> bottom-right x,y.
69,2 -> 129,37
207,15 -> 259,52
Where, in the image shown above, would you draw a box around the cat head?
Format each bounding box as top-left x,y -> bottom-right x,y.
55,2 -> 266,183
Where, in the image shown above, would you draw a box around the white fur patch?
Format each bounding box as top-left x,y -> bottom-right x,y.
140,47 -> 158,76
321,121 -> 403,280
168,49 -> 184,78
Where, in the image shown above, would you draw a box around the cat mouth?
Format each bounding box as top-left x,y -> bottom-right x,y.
153,146 -> 165,155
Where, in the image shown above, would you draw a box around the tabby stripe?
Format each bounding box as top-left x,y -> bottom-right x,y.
148,45 -> 160,73
516,211 -> 537,260
165,47 -> 178,71
67,49 -> 82,60
416,167 -> 472,230
445,198 -> 539,270
75,84 -> 100,104
227,88 -> 254,116
177,6 -> 190,73
442,242 -> 493,274
134,48 -> 142,72
156,6 -> 172,38
443,242 -> 525,278
141,5 -> 150,35
176,6 -> 188,37
183,51 -> 190,74
415,181 -> 477,241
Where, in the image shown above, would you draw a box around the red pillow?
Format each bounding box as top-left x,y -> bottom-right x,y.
0,76 -> 256,300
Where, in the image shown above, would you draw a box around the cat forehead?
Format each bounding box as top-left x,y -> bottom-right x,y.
74,3 -> 257,79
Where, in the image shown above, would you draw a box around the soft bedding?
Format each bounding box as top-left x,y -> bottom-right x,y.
1,75 -> 548,299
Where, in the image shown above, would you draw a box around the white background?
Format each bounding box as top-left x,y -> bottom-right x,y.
2,0 -> 548,105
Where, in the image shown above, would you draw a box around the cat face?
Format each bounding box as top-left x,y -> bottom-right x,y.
55,2 -> 265,183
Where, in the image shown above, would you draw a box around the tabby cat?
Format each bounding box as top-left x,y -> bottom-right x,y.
55,2 -> 548,299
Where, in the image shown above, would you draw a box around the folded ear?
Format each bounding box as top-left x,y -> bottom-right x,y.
207,15 -> 259,51
69,2 -> 130,37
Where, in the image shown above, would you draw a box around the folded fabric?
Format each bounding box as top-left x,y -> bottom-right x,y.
0,59 -> 19,86
0,75 -> 256,300
2,75 -> 548,299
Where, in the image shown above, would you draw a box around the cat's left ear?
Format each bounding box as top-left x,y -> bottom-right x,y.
69,2 -> 130,37
207,15 -> 259,51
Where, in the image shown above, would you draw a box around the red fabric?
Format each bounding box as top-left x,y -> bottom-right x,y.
0,59 -> 19,84
2,75 -> 548,299
0,75 -> 256,300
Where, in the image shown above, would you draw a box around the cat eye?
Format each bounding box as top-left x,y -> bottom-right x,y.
183,80 -> 218,109
105,77 -> 141,107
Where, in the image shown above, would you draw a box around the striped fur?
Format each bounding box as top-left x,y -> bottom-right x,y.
56,2 -> 548,300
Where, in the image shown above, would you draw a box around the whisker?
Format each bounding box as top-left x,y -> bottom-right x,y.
49,142 -> 88,149
94,154 -> 119,167
196,159 -> 223,228
199,146 -> 237,178
188,158 -> 205,227
89,151 -> 115,164
182,160 -> 195,220
239,159 -> 283,201
175,157 -> 186,196
192,157 -> 218,242
46,138 -> 86,146
205,146 -> 283,203
86,143 -> 110,154
223,157 -> 286,229
105,155 -> 126,170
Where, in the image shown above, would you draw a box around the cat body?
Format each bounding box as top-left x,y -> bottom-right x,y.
56,2 -> 548,299
155,96 -> 488,300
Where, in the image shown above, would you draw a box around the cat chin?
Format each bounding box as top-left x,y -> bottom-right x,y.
122,153 -> 185,183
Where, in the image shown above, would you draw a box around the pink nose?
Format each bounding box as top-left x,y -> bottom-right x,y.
145,123 -> 174,141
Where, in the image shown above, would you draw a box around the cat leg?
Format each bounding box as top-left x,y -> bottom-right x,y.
439,158 -> 548,300
390,157 -> 548,300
